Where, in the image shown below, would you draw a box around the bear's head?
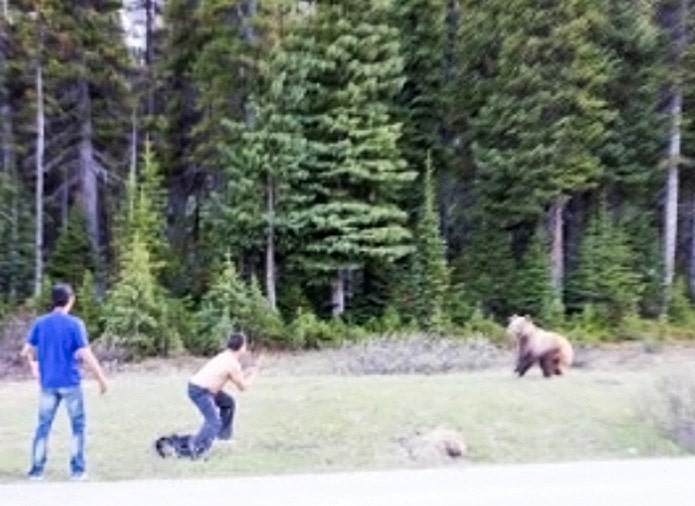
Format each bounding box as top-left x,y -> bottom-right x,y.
506,314 -> 534,341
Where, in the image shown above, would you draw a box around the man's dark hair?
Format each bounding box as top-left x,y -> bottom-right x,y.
51,283 -> 74,308
226,332 -> 247,351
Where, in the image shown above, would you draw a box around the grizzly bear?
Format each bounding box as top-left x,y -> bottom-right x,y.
506,314 -> 574,378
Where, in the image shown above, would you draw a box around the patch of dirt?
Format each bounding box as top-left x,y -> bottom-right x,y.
396,427 -> 468,465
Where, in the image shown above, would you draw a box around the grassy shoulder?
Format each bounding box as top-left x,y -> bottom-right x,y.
0,357 -> 687,482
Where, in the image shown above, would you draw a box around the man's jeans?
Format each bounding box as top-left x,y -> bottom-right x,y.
188,383 -> 235,457
28,386 -> 85,477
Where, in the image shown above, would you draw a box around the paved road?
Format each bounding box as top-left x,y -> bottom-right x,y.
2,458 -> 695,506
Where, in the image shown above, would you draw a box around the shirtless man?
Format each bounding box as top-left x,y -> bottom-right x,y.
186,332 -> 258,458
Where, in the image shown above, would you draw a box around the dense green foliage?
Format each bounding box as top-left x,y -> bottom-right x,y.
4,0 -> 695,355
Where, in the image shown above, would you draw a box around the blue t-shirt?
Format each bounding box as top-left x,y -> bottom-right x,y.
27,311 -> 88,389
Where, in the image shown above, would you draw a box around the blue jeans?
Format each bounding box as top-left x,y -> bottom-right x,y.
188,383 -> 235,457
29,386 -> 85,476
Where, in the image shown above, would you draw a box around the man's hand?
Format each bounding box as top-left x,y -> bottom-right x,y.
76,346 -> 109,395
29,360 -> 39,380
97,377 -> 109,395
20,343 -> 39,379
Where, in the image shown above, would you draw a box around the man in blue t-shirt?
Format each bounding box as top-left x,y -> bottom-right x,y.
20,283 -> 108,480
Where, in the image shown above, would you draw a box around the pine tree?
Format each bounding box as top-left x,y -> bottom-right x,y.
509,227 -> 561,324
75,270 -> 102,339
103,143 -> 175,357
191,0 -> 259,179
46,206 -> 95,288
454,216 -> 515,317
601,0 -> 662,202
0,172 -> 33,303
117,140 -> 169,272
246,274 -> 285,346
27,0 -> 132,277
393,0 -> 449,198
412,154 -> 450,330
566,202 -> 644,324
206,13 -> 309,308
193,252 -> 251,355
102,232 -> 170,358
291,0 -> 416,316
462,0 -> 614,227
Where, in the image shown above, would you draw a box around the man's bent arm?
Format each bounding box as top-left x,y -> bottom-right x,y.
229,365 -> 257,392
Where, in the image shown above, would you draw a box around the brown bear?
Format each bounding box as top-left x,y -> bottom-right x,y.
506,314 -> 574,378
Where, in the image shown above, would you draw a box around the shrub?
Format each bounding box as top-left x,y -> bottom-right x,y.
461,304 -> 507,346
334,334 -> 507,375
287,309 -> 345,349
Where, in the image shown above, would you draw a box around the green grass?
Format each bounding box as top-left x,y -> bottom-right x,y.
0,364 -> 686,482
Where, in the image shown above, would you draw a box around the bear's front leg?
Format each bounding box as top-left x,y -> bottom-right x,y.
515,352 -> 535,377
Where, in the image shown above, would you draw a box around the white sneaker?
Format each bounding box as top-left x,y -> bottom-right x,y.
70,473 -> 89,481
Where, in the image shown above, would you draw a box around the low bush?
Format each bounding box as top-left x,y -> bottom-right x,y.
333,334 -> 507,375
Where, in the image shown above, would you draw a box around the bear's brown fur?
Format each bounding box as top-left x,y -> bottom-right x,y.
506,314 -> 573,378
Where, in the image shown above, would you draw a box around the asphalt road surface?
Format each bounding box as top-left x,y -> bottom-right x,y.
2,457 -> 694,506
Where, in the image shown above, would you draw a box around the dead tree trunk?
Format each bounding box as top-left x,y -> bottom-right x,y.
548,196 -> 568,299
331,269 -> 346,318
265,173 -> 277,310
33,24 -> 45,296
662,0 -> 688,313
76,76 -> 101,271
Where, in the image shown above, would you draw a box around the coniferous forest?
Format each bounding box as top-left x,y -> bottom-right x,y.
1,0 -> 695,357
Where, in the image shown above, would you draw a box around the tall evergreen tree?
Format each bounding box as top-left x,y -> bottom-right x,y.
658,0 -> 691,314
393,0 -> 449,197
102,231 -> 175,358
117,140 -> 168,272
509,227 -> 559,323
601,0 -> 662,202
194,252 -> 252,354
460,0 -> 615,298
292,0 -> 416,316
46,205 -> 95,288
207,8 -> 309,309
566,202 -> 644,324
33,0 -> 132,278
411,154 -> 450,330
151,0 -> 204,296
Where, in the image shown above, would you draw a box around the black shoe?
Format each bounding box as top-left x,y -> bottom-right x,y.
154,435 -> 176,458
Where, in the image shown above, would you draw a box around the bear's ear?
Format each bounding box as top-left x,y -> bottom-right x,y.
508,314 -> 517,323
524,314 -> 532,321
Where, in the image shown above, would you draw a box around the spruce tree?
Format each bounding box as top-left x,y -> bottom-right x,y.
393,0 -> 449,197
246,274 -> 285,346
463,0 -> 614,229
193,252 -> 251,355
291,0 -> 416,316
119,140 -> 169,272
566,203 -> 644,324
102,232 -> 170,358
0,172 -> 33,303
30,0 -> 132,274
600,0 -> 662,202
46,206 -> 95,288
509,227 -> 561,324
207,17 -> 309,307
454,217 -> 515,317
412,154 -> 450,330
76,270 -> 102,339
